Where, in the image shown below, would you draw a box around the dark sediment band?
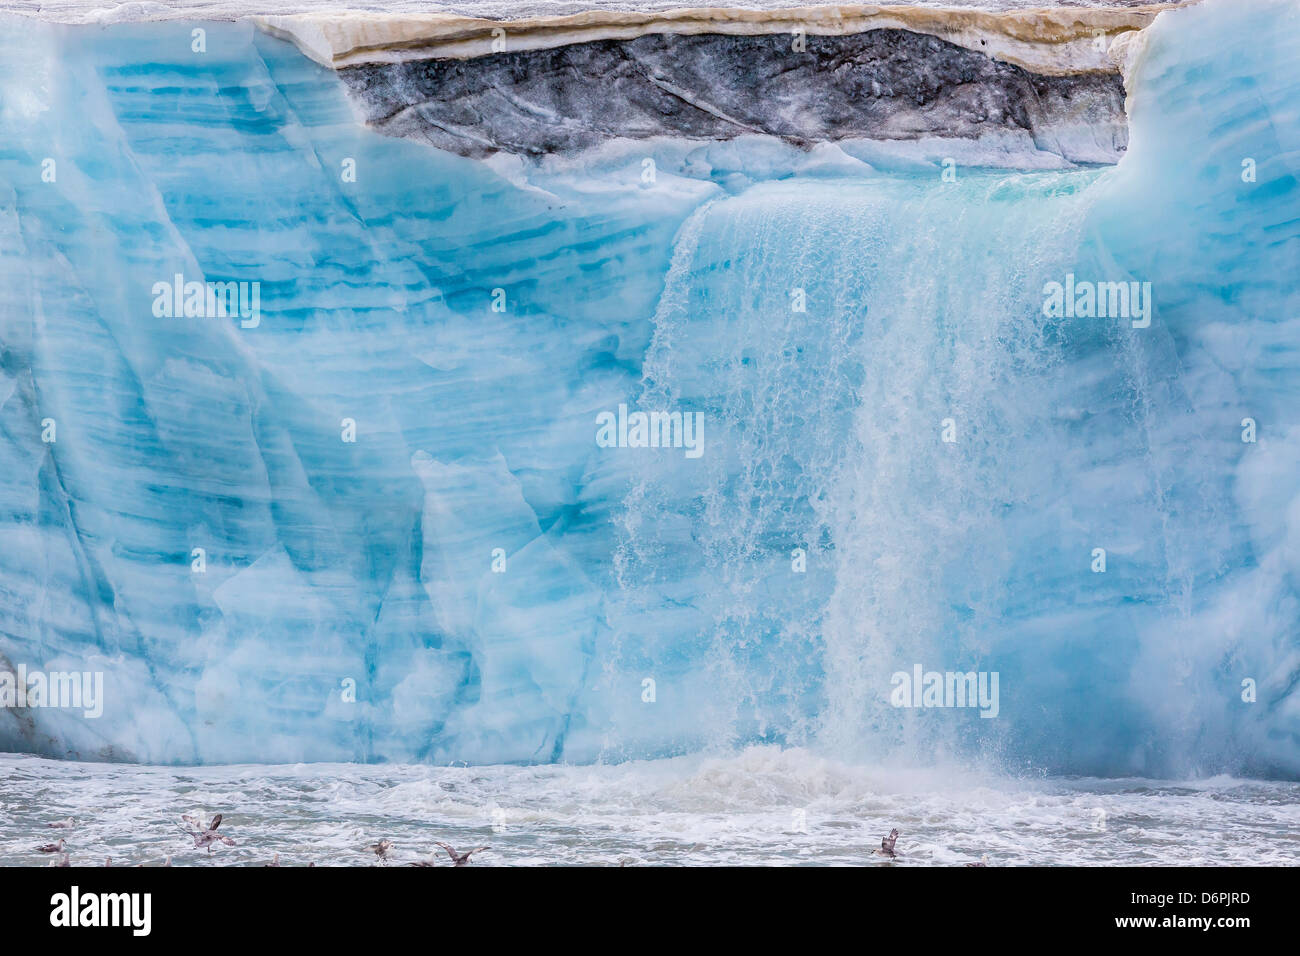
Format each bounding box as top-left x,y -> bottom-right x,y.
339,29 -> 1128,163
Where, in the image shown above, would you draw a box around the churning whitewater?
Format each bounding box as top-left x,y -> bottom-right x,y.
2,747 -> 1297,866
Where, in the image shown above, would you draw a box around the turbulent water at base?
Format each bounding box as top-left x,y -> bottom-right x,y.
0,0 -> 1299,863
2,748 -> 1297,866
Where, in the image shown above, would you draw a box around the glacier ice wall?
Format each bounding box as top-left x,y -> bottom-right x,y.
0,0 -> 1298,775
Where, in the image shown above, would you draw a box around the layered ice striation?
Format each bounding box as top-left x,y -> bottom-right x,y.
0,0 -> 1298,776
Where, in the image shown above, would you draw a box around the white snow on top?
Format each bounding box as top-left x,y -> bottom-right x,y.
0,0 -> 1187,26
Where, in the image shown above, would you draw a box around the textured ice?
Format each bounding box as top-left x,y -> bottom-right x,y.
0,0 -> 1297,776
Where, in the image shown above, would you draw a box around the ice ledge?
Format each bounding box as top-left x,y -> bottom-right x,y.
247,4 -> 1183,75
0,3 -> 1190,76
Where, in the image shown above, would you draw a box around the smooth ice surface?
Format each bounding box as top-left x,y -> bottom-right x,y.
0,0 -> 1298,776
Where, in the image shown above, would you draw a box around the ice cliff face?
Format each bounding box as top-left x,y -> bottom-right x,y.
0,0 -> 1298,776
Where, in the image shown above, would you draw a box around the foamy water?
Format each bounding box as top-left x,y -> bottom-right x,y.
2,747 -> 1295,866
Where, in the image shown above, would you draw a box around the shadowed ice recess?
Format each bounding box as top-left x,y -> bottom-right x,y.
0,0 -> 1298,779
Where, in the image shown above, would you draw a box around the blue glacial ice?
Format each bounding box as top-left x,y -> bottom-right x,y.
0,0 -> 1297,776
